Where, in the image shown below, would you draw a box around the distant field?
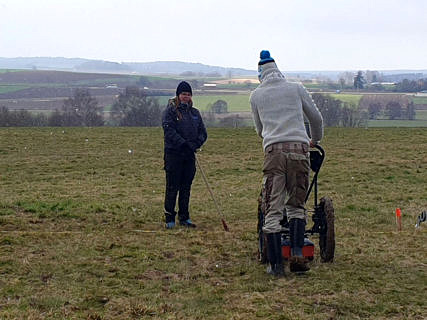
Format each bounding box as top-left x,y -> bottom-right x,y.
413,96 -> 427,104
0,69 -> 23,73
417,109 -> 427,120
154,96 -> 171,107
213,78 -> 258,84
330,93 -> 362,105
303,82 -> 325,89
73,76 -> 139,86
368,119 -> 427,127
0,85 -> 30,94
194,94 -> 250,111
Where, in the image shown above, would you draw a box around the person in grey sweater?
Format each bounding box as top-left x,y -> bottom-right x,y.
250,50 -> 323,276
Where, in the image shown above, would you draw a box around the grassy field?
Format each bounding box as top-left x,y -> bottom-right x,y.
329,94 -> 362,105
166,93 -> 416,113
302,83 -> 326,90
0,85 -> 31,94
412,96 -> 427,105
0,70 -> 23,74
0,127 -> 426,319
193,94 -> 251,112
192,93 -> 361,112
416,110 -> 427,120
367,120 -> 427,127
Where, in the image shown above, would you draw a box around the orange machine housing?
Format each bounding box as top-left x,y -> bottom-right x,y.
282,237 -> 314,261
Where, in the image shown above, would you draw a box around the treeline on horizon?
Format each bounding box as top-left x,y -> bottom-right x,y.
308,72 -> 427,93
0,77 -> 424,128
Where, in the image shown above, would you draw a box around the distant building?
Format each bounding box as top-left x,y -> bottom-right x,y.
371,82 -> 396,85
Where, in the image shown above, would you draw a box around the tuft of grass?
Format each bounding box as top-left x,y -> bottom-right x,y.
0,127 -> 426,319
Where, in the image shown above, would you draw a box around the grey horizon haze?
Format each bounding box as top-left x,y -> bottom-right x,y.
1,0 -> 426,72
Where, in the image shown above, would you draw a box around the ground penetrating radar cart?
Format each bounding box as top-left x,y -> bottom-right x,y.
257,145 -> 335,264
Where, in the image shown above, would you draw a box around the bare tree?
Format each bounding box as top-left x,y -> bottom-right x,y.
406,102 -> 416,120
385,101 -> 402,120
368,103 -> 382,120
210,100 -> 228,114
62,89 -> 103,126
111,87 -> 162,126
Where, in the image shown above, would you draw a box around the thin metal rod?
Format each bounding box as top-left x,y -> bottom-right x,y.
195,155 -> 229,231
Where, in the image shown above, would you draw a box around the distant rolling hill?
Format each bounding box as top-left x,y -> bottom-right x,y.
0,57 -> 257,77
2,57 -> 426,81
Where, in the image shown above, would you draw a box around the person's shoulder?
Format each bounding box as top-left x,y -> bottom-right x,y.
250,87 -> 261,101
163,100 -> 177,116
165,98 -> 178,110
190,106 -> 202,115
291,81 -> 307,90
282,80 -> 300,88
167,97 -> 177,107
284,81 -> 307,93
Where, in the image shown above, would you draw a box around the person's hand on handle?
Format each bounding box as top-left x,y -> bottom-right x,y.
310,140 -> 316,148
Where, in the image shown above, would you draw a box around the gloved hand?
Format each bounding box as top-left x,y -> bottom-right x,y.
186,141 -> 199,153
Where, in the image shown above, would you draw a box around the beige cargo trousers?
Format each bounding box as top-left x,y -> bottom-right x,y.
261,142 -> 310,234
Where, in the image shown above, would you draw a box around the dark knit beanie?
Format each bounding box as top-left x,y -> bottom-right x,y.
258,50 -> 275,65
176,81 -> 192,96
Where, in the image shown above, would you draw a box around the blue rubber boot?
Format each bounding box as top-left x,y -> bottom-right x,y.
179,219 -> 196,228
165,221 -> 176,229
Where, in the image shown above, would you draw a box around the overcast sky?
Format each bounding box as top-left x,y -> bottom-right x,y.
1,0 -> 426,71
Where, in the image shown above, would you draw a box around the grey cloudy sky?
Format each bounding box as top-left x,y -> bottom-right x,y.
1,0 -> 426,71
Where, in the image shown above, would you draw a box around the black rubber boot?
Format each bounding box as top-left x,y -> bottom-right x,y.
266,233 -> 284,277
289,218 -> 310,273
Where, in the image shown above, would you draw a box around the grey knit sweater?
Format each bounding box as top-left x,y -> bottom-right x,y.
250,61 -> 323,151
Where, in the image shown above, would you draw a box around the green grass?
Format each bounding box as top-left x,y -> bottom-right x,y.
73,76 -> 140,86
155,96 -> 172,107
412,96 -> 427,105
0,127 -> 426,319
303,82 -> 325,90
193,94 -> 251,112
215,83 -> 258,90
0,69 -> 23,73
330,93 -> 363,105
368,120 -> 427,127
416,110 -> 427,120
0,85 -> 31,94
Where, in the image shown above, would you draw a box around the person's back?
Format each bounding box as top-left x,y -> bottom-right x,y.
250,54 -> 322,151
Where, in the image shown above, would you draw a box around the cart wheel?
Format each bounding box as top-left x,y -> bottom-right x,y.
257,193 -> 268,264
319,196 -> 335,262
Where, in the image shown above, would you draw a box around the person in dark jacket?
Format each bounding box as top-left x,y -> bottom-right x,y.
162,81 -> 207,229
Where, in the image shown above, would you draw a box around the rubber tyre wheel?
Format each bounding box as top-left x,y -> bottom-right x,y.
258,232 -> 268,264
257,192 -> 268,264
319,196 -> 335,262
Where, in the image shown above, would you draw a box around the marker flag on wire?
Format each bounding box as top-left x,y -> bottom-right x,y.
396,208 -> 402,231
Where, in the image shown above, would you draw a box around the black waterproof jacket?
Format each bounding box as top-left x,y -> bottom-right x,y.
162,98 -> 207,156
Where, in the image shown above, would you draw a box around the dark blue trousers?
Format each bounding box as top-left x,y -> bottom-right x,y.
164,152 -> 196,223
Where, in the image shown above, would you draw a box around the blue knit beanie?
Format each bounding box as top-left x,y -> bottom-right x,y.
258,50 -> 275,65
176,81 -> 192,96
